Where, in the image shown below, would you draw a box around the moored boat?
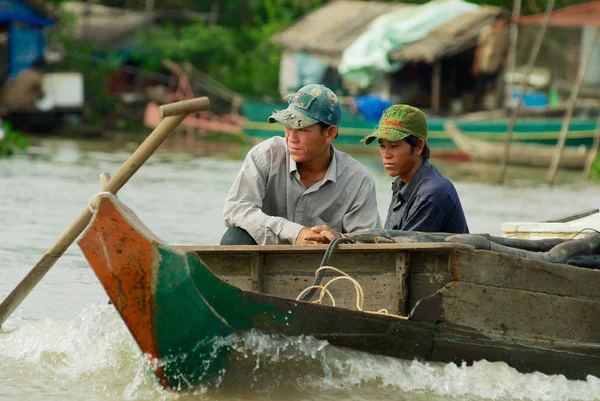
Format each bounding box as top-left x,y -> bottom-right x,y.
242,101 -> 597,159
78,194 -> 600,391
503,209 -> 600,240
444,120 -> 590,168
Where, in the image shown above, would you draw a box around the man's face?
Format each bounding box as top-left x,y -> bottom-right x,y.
284,124 -> 336,163
378,138 -> 421,178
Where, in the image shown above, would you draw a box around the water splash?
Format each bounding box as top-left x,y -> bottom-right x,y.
1,310 -> 599,401
204,330 -> 600,401
0,304 -> 171,400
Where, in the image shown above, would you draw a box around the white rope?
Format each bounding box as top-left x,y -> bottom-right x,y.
88,191 -> 114,213
297,266 -> 408,320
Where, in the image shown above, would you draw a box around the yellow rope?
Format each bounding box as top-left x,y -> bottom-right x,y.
296,266 -> 408,320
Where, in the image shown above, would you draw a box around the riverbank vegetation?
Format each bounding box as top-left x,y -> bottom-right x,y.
49,0 -> 590,101
0,122 -> 28,157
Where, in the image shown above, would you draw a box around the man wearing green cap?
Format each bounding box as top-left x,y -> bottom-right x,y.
221,84 -> 382,245
363,104 -> 469,233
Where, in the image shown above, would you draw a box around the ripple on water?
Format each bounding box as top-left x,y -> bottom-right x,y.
1,140 -> 600,401
2,308 -> 600,401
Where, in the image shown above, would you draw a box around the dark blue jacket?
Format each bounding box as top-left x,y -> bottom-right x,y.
385,161 -> 469,233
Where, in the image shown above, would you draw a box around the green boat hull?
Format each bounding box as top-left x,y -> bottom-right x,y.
241,101 -> 597,155
79,195 -> 600,390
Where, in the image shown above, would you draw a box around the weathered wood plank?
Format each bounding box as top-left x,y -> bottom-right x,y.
198,249 -> 405,313
262,252 -> 396,274
219,276 -> 252,291
451,249 -> 600,301
396,252 -> 409,315
264,273 -> 399,312
409,251 -> 451,274
250,253 -> 265,293
177,242 -> 472,254
197,254 -> 252,275
412,281 -> 600,344
407,273 -> 450,319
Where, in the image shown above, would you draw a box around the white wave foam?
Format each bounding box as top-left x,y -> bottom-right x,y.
2,312 -> 599,401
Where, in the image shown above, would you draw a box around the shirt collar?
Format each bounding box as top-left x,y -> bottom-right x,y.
393,160 -> 431,200
323,146 -> 337,184
288,146 -> 337,184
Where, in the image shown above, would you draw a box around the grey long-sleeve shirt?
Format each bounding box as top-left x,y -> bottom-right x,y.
223,137 -> 382,244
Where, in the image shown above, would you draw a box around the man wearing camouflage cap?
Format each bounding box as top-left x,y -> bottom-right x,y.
222,84 -> 382,245
363,104 -> 468,233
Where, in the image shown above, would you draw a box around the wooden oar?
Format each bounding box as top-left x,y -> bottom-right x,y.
0,97 -> 210,327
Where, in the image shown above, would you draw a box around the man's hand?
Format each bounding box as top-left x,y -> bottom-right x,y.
295,227 -> 319,245
303,225 -> 341,244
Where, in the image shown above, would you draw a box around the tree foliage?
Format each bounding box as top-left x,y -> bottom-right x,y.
51,0 -> 593,99
0,122 -> 28,157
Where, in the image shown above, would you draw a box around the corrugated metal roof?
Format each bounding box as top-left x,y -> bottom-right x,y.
390,6 -> 504,62
270,0 -> 413,65
519,2 -> 600,27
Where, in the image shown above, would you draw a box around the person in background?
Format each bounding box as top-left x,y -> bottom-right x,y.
1,58 -> 46,113
221,84 -> 382,245
363,104 -> 469,233
472,15 -> 509,110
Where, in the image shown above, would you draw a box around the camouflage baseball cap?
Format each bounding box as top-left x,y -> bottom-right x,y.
269,84 -> 341,129
363,104 -> 428,145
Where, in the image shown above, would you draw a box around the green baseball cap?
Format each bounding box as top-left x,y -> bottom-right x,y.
363,104 -> 428,145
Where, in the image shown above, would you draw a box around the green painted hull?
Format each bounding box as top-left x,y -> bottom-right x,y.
79,195 -> 600,391
241,101 -> 597,153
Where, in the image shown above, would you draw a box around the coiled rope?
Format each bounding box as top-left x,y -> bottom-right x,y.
298,237 -> 353,301
297,238 -> 408,320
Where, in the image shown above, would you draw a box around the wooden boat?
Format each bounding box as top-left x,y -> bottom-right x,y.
503,208 -> 600,240
78,194 -> 600,391
444,120 -> 590,169
242,100 -> 598,159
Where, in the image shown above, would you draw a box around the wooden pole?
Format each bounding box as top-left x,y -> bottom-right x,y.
583,107 -> 600,177
504,0 -> 522,108
547,28 -> 599,186
0,98 -> 210,328
431,61 -> 441,114
497,0 -> 555,185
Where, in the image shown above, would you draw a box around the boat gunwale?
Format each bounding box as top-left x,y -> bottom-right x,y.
175,242 -> 476,253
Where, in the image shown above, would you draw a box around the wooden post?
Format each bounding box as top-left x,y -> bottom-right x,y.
431,61 -> 441,114
395,252 -> 409,316
583,107 -> 600,177
497,0 -> 555,185
504,0 -> 522,108
250,253 -> 265,293
547,28 -> 600,186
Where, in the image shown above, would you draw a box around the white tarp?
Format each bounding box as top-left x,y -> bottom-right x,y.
338,0 -> 480,89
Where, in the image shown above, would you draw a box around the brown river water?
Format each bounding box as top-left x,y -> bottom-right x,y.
1,136 -> 599,401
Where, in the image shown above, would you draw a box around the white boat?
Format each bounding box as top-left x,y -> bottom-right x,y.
503,209 -> 600,240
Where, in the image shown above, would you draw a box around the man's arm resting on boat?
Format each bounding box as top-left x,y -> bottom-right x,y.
222,148 -> 304,245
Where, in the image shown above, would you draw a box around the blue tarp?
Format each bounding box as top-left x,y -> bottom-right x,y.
1,0 -> 55,77
354,95 -> 393,122
0,13 -> 54,26
0,0 -> 54,26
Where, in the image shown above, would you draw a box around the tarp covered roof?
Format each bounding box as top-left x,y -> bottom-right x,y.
270,0 -> 412,65
519,2 -> 600,27
271,0 -> 505,65
390,6 -> 504,63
